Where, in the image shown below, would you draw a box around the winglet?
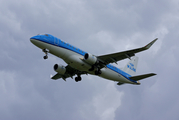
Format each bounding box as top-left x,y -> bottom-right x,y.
144,38 -> 158,49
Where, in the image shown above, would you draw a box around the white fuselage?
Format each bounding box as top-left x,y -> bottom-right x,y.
30,38 -> 135,84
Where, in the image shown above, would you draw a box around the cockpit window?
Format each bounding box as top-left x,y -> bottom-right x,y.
37,33 -> 49,36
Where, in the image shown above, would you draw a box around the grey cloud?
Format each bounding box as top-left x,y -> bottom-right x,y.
0,0 -> 179,120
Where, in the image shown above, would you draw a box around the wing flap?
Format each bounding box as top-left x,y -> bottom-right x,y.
129,73 -> 156,81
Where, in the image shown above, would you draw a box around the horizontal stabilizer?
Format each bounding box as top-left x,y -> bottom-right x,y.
129,73 -> 156,81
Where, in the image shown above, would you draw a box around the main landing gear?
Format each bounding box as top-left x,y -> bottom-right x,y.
42,49 -> 49,59
95,68 -> 102,75
75,75 -> 82,82
89,65 -> 102,75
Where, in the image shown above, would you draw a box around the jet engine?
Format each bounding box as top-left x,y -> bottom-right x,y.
84,53 -> 97,65
54,64 -> 66,75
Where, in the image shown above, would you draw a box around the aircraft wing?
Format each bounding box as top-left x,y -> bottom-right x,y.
51,65 -> 87,80
97,38 -> 158,66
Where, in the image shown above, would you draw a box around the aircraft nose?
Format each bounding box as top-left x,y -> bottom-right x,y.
30,38 -> 35,44
30,35 -> 39,43
30,35 -> 39,45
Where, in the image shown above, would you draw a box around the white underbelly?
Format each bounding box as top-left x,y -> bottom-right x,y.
98,68 -> 132,83
40,43 -> 133,84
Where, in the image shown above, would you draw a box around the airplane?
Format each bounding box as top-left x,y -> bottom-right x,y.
30,34 -> 157,85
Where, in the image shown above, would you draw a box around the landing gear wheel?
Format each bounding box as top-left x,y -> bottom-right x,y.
42,49 -> 49,60
43,55 -> 48,59
75,77 -> 78,82
78,76 -> 82,81
75,76 -> 82,82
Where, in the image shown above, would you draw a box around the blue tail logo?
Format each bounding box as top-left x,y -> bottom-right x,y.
127,63 -> 136,72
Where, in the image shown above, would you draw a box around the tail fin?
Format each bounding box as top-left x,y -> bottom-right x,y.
123,56 -> 138,76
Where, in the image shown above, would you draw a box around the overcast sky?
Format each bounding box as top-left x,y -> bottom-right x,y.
0,0 -> 179,120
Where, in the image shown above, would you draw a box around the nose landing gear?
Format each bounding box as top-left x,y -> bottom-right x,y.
42,49 -> 49,59
43,55 -> 48,59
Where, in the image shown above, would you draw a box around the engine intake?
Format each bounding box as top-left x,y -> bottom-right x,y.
54,64 -> 66,75
84,53 -> 97,65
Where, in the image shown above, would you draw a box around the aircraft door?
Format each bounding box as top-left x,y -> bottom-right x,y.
54,37 -> 59,45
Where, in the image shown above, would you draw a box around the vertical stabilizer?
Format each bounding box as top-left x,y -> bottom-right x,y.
123,56 -> 138,76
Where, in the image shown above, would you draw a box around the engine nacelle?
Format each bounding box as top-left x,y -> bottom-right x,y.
54,64 -> 66,75
84,53 -> 97,65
